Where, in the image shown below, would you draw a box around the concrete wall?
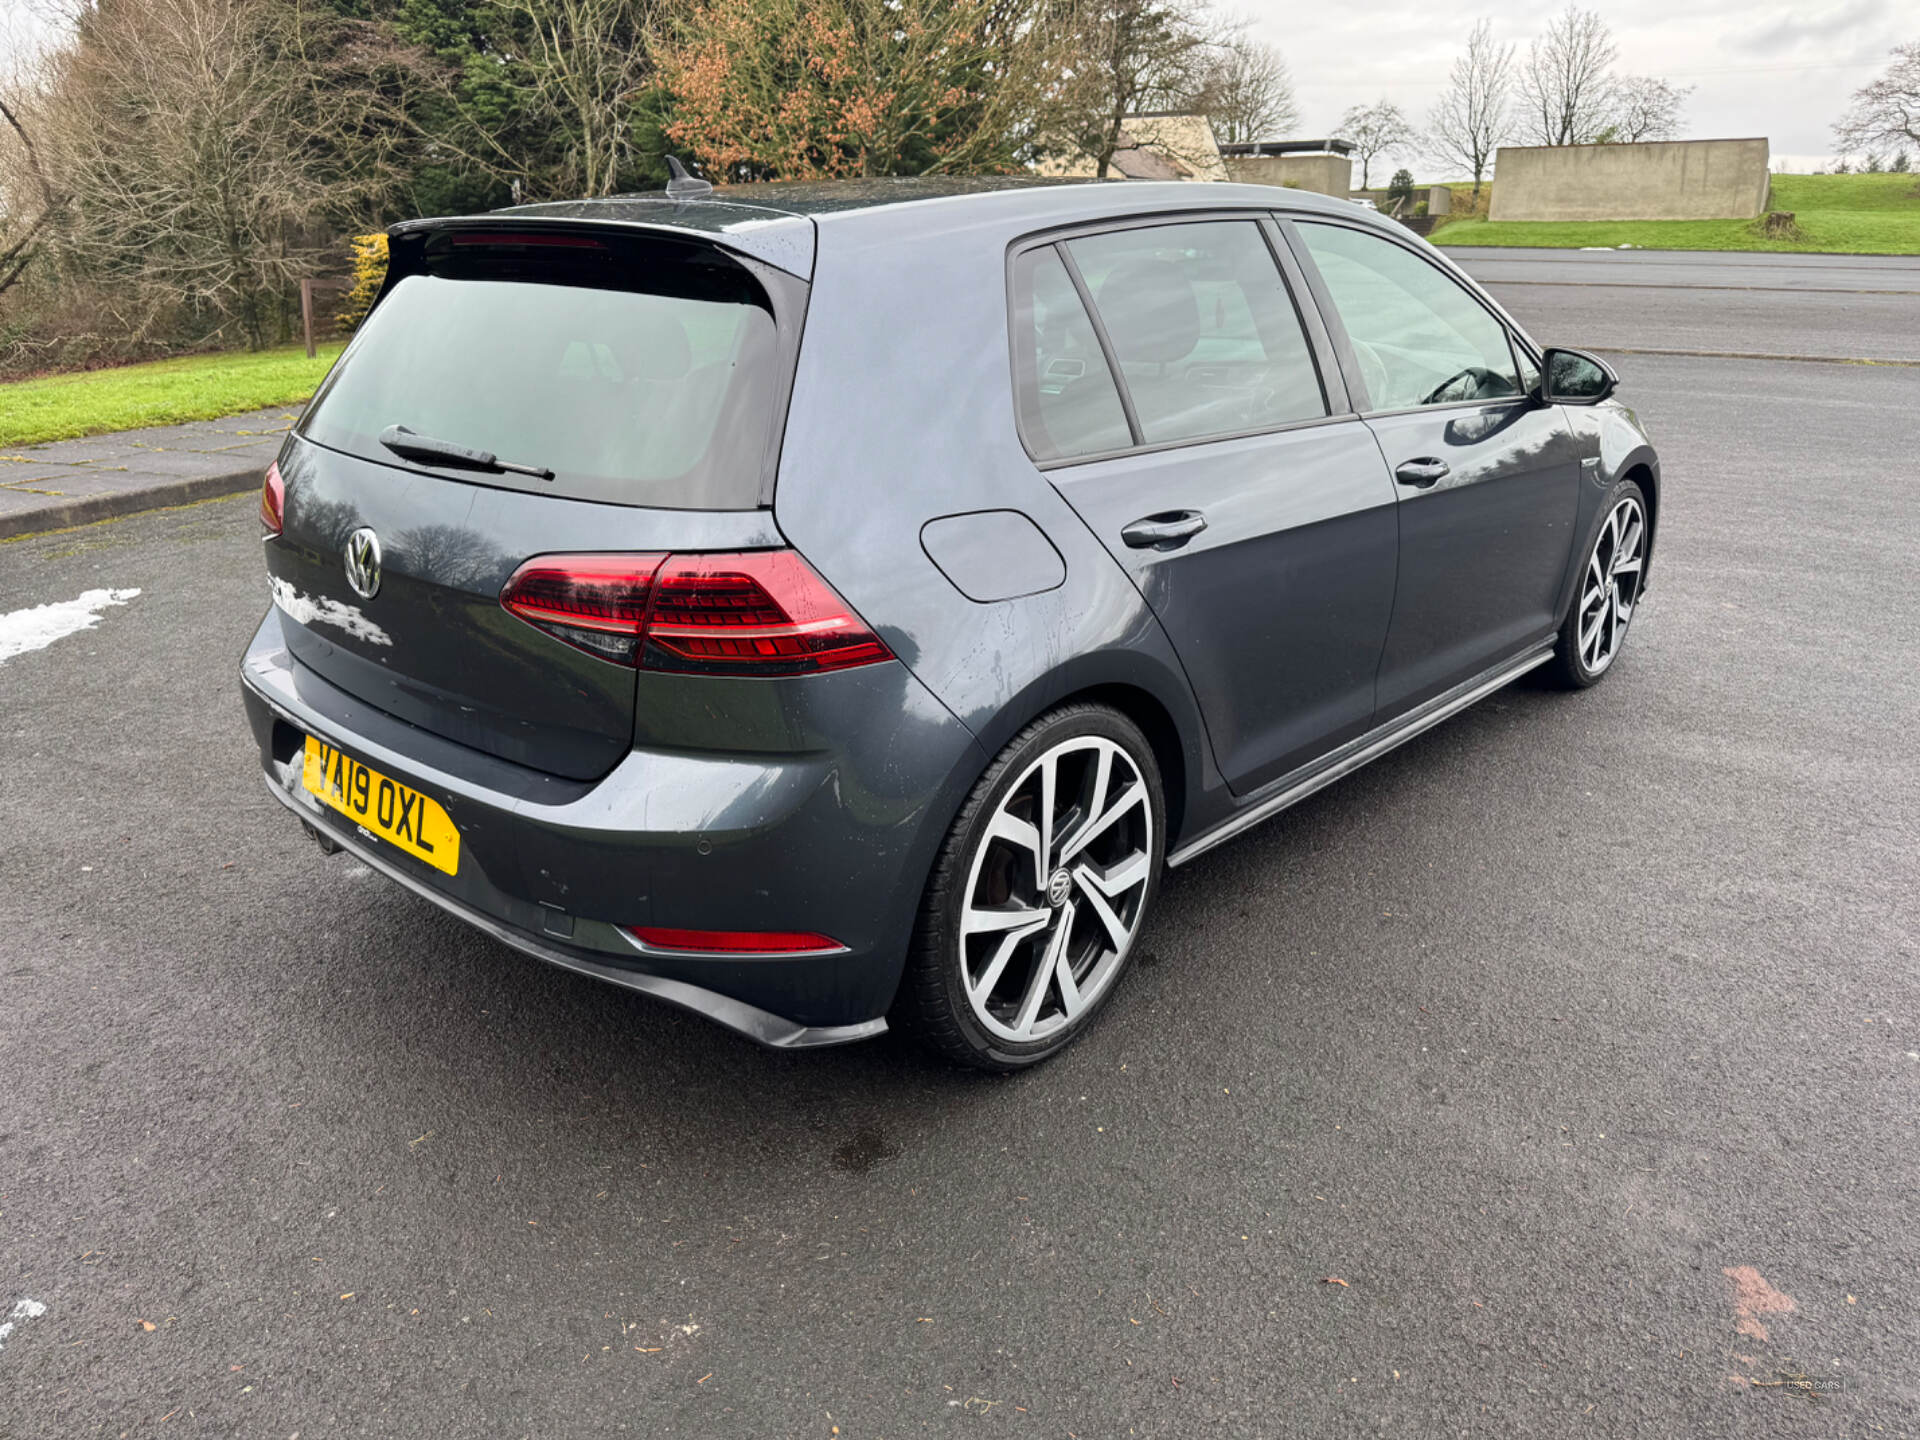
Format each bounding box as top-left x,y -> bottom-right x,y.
1489,138 -> 1771,221
1223,153 -> 1352,197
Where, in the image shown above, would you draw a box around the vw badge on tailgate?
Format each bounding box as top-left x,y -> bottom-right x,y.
344,527 -> 382,600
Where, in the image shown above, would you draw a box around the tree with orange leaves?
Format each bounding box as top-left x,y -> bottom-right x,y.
650,0 -> 1077,180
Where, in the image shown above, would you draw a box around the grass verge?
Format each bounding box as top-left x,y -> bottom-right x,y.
0,342 -> 345,449
1431,174 -> 1920,254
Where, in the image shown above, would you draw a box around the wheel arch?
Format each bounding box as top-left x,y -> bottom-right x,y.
1618,453 -> 1660,587
950,650 -> 1215,857
1057,681 -> 1191,849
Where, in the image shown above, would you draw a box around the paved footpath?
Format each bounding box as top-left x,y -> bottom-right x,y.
0,405 -> 294,540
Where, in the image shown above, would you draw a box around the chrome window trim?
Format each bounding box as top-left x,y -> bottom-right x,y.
1031,409 -> 1366,472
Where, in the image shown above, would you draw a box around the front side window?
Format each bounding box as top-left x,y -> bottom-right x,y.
1066,221 -> 1327,444
1296,222 -> 1521,412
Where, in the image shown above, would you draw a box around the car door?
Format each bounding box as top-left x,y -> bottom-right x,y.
1012,216 -> 1399,795
1286,219 -> 1584,719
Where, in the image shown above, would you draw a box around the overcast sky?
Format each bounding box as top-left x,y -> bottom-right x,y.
1,0 -> 1908,172
1248,0 -> 1911,171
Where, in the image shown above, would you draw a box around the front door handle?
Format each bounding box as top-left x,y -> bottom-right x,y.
1121,510 -> 1208,549
1395,457 -> 1450,489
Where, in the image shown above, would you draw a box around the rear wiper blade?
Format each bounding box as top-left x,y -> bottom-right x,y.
378,424 -> 554,480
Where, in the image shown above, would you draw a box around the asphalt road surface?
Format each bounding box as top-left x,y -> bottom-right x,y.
1451,246 -> 1920,363
3,253 -> 1918,1438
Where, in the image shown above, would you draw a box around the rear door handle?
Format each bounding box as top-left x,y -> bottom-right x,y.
1120,511 -> 1208,549
1395,458 -> 1450,489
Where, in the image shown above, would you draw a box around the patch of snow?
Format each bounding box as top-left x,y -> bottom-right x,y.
269,575 -> 392,647
0,589 -> 140,665
0,1297 -> 48,1355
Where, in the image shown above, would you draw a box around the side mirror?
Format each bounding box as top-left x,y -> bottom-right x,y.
1540,347 -> 1618,405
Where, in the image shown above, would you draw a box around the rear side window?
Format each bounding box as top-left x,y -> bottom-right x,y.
300,232 -> 783,508
1012,247 -> 1133,461
1295,222 -> 1521,411
1066,220 -> 1327,445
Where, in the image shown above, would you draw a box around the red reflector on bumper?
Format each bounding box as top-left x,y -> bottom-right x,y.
625,926 -> 845,955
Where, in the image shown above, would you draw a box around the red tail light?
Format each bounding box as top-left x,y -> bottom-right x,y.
645,551 -> 894,675
500,550 -> 893,675
260,461 -> 285,536
500,554 -> 663,665
625,926 -> 845,955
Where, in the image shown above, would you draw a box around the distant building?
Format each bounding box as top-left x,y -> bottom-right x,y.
1218,139 -> 1354,198
1036,113 -> 1229,183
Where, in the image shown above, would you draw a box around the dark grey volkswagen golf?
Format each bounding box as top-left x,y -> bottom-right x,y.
241,176 -> 1659,1069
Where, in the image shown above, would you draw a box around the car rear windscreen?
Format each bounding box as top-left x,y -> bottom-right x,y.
298,231 -> 783,509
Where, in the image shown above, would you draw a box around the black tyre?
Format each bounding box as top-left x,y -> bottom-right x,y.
1546,480 -> 1649,690
895,703 -> 1165,1071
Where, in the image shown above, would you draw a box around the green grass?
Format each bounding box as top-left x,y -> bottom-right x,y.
0,342 -> 345,449
1430,173 -> 1920,254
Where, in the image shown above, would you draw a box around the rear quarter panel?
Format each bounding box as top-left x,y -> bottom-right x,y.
770,196 -> 1224,847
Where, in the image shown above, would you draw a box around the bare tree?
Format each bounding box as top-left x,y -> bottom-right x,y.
1601,75 -> 1689,142
0,90 -> 62,298
1339,99 -> 1413,189
1834,41 -> 1920,158
32,0 -> 439,348
1185,36 -> 1297,145
1425,19 -> 1512,198
1515,5 -> 1617,146
500,0 -> 654,198
1053,0 -> 1225,179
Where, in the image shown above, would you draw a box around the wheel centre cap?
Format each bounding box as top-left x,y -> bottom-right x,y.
1046,869 -> 1073,907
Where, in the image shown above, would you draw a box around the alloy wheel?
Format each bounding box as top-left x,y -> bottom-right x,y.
958,735 -> 1155,1044
1576,495 -> 1646,676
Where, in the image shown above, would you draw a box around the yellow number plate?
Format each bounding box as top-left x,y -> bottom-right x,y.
302,736 -> 460,876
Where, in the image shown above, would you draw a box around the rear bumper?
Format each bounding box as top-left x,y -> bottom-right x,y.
256,773 -> 882,1048
239,606 -> 983,1045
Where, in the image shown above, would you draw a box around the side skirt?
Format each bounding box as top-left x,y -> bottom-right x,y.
1167,642 -> 1556,869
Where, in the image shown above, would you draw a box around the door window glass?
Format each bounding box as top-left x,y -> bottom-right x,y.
1066,221 -> 1327,444
1296,222 -> 1522,411
1013,246 -> 1134,461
